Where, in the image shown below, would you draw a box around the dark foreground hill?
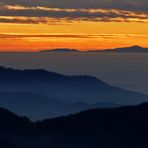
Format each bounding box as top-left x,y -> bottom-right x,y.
1,103 -> 148,148
0,66 -> 147,105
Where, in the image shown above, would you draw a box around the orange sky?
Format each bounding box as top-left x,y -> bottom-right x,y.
0,4 -> 148,51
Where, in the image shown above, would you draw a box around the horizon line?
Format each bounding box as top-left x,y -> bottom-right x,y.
0,45 -> 147,53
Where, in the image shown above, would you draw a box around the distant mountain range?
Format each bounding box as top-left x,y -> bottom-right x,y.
0,66 -> 147,104
89,45 -> 148,53
1,102 -> 148,148
39,46 -> 148,53
0,91 -> 120,120
0,66 -> 148,120
40,48 -> 79,52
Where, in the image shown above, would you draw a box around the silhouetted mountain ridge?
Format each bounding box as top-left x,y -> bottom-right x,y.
0,91 -> 121,121
0,66 -> 148,105
1,103 -> 148,147
0,107 -> 30,129
0,66 -> 100,83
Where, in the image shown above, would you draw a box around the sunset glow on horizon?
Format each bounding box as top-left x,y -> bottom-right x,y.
0,0 -> 148,51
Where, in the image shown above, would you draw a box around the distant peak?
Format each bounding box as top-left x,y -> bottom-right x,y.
106,45 -> 148,53
129,45 -> 143,48
40,48 -> 80,52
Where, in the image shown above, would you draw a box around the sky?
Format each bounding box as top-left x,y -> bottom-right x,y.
0,0 -> 148,51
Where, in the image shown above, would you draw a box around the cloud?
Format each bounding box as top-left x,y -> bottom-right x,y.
0,16 -> 48,24
0,6 -> 148,24
0,33 -> 92,39
0,0 -> 148,24
1,33 -> 148,39
0,0 -> 148,12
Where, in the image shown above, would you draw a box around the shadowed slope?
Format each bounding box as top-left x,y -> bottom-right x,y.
0,66 -> 147,104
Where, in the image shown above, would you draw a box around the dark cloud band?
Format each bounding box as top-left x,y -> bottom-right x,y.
0,0 -> 148,24
0,0 -> 148,12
